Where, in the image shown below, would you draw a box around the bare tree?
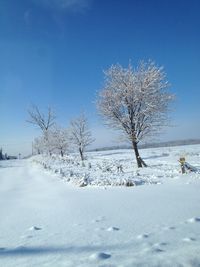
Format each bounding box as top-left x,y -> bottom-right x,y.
27,105 -> 56,132
97,61 -> 174,168
27,105 -> 56,155
69,113 -> 94,161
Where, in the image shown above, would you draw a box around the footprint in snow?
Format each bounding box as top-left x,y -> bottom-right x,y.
137,234 -> 149,239
89,252 -> 111,260
93,219 -> 101,223
152,247 -> 165,253
29,226 -> 42,231
182,237 -> 196,242
142,243 -> 165,254
92,217 -> 105,223
186,217 -> 200,223
163,226 -> 176,231
95,227 -> 105,231
153,242 -> 168,247
106,227 -> 120,232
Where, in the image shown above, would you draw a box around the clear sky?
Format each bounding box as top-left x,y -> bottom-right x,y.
0,0 -> 200,156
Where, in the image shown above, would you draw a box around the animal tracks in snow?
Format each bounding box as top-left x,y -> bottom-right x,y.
163,226 -> 176,231
92,216 -> 106,223
153,242 -> 168,247
106,226 -> 120,232
89,252 -> 111,260
182,237 -> 196,242
137,234 -> 149,239
92,216 -> 120,232
152,247 -> 165,253
135,215 -> 200,255
20,226 -> 43,240
186,217 -> 200,223
29,226 -> 42,231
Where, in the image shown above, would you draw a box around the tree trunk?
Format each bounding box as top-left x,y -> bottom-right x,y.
132,141 -> 147,168
61,150 -> 64,157
79,147 -> 84,161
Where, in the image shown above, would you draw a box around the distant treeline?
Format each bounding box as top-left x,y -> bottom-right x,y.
89,139 -> 200,152
0,148 -> 17,160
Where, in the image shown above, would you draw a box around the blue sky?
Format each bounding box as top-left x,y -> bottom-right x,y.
0,0 -> 200,155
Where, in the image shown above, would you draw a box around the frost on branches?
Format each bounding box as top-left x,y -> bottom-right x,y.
97,61 -> 174,168
27,105 -> 57,155
33,126 -> 69,157
69,113 -> 94,161
50,126 -> 69,157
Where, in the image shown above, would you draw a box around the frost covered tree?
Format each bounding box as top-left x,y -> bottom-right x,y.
97,61 -> 174,168
27,105 -> 56,155
33,135 -> 51,155
50,126 -> 69,157
33,137 -> 42,154
69,113 -> 94,161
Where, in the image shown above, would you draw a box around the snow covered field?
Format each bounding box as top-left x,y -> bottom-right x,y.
0,144 -> 200,266
32,144 -> 200,187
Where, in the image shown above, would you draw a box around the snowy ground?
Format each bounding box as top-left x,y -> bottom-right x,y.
0,144 -> 200,266
32,144 -> 200,187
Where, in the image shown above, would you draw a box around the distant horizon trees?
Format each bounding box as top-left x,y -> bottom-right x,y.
0,148 -> 15,160
28,107 -> 94,160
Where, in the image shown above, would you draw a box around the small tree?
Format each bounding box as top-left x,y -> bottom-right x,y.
33,137 -> 42,154
97,61 -> 174,168
50,126 -> 69,157
69,113 -> 94,161
33,135 -> 50,155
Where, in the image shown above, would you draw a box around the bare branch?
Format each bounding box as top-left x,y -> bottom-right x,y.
27,105 -> 56,133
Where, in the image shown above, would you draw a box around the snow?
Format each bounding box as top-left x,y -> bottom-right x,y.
32,144 -> 200,187
0,144 -> 200,266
